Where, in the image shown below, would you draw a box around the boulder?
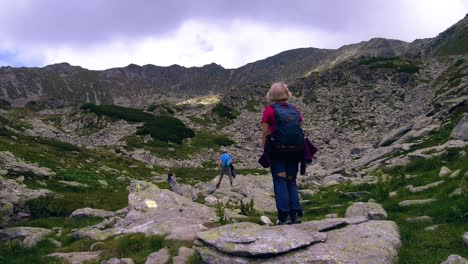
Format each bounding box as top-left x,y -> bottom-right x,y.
195,218 -> 400,264
439,166 -> 452,177
113,180 -> 216,241
48,251 -> 103,264
345,202 -> 388,220
173,246 -> 196,264
450,113 -> 468,140
196,221 -> 327,257
70,208 -> 115,219
0,151 -> 54,178
378,124 -> 413,147
441,254 -> 468,264
70,217 -> 122,241
0,179 -> 54,224
0,227 -> 53,247
145,248 -> 170,264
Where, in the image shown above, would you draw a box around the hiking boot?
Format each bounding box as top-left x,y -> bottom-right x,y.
291,216 -> 302,224
276,216 -> 292,225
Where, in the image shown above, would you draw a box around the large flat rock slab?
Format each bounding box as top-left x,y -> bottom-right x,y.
113,180 -> 216,241
196,222 -> 327,257
195,219 -> 400,264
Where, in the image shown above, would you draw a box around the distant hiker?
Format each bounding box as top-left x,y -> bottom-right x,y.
216,150 -> 233,188
167,169 -> 175,184
261,82 -> 304,225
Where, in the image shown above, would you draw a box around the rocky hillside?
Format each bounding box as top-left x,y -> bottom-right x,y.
1,16 -> 467,108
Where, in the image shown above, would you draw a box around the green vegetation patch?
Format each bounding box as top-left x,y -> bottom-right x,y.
0,99 -> 11,109
81,103 -> 194,143
359,56 -> 421,74
212,103 -> 239,120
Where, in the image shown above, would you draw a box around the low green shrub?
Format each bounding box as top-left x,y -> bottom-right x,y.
0,99 -> 11,109
240,199 -> 257,216
212,104 -> 237,120
136,116 -> 194,144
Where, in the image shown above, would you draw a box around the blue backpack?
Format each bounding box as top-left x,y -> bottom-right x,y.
271,103 -> 304,151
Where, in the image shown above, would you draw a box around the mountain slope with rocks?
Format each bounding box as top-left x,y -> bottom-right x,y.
0,14 -> 467,264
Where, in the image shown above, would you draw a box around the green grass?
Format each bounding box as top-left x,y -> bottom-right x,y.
0,239 -> 61,264
126,131 -> 235,160
14,216 -> 103,229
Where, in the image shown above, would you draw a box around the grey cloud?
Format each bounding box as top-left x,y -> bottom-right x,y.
0,0 -> 421,45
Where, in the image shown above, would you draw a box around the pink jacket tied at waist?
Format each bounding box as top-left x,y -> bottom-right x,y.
259,135 -> 318,175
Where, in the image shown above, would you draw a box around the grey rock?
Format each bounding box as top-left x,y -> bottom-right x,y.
325,213 -> 339,218
48,251 -> 103,264
145,248 -> 170,264
173,246 -> 196,264
70,207 -> 115,219
102,258 -> 135,264
449,169 -> 461,178
343,191 -> 371,198
345,202 -> 388,220
322,174 -> 350,185
441,254 -> 468,264
378,124 -> 413,147
399,199 -> 436,207
58,180 -> 89,188
195,220 -> 400,264
196,221 -> 327,257
0,227 -> 53,247
204,195 -> 219,206
70,217 -> 122,241
425,225 -> 439,231
260,216 -> 272,226
464,232 -> 468,246
406,216 -> 432,223
0,151 -> 54,178
451,113 -> 468,141
114,180 -> 215,241
439,166 -> 452,177
298,189 -> 316,197
406,180 -> 444,193
98,179 -> 109,188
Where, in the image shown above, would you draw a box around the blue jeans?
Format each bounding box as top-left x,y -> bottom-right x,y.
271,158 -> 302,221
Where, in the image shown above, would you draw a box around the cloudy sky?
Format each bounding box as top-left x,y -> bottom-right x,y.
0,0 -> 466,70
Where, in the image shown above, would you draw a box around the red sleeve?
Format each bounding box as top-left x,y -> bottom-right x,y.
261,106 -> 274,124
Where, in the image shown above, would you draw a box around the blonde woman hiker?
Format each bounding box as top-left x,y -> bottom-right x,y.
261,82 -> 304,225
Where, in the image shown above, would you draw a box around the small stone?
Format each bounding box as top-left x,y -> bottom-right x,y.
173,246 -> 196,264
439,166 -> 452,177
424,225 -> 439,231
389,191 -> 398,197
406,181 -> 444,193
98,180 -> 108,188
260,216 -> 272,226
15,176 -> 25,183
406,216 -> 432,223
325,213 -> 339,218
58,180 -> 88,188
298,189 -> 316,197
49,252 -> 102,264
90,242 -> 106,251
441,254 -> 468,264
70,208 -> 115,219
204,195 -> 218,206
448,169 -> 461,178
101,258 -> 135,264
449,188 -> 464,197
399,199 -> 436,207
464,232 -> 468,246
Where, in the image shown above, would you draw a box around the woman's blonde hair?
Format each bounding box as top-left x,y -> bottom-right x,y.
266,82 -> 291,102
